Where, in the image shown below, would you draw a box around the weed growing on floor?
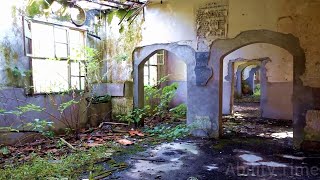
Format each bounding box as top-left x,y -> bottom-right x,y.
117,107 -> 149,126
0,144 -> 115,179
170,103 -> 187,118
145,124 -> 190,141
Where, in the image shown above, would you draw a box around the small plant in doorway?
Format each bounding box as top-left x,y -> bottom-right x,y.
170,103 -> 187,119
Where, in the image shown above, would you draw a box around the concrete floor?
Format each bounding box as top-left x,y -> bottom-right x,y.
109,103 -> 320,180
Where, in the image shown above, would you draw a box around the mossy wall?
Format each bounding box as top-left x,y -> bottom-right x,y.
100,9 -> 144,116
0,2 -> 29,88
0,1 -> 144,121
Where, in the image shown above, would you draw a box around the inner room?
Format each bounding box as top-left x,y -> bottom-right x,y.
222,43 -> 294,145
143,50 -> 188,123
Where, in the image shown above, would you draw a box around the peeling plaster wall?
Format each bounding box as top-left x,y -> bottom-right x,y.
142,0 -> 320,88
135,0 -> 319,147
227,0 -> 320,88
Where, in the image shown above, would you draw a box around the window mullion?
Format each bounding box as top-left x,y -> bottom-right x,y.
67,29 -> 71,90
53,26 -> 57,58
148,61 -> 151,85
79,62 -> 82,90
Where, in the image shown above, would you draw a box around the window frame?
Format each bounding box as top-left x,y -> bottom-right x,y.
23,17 -> 88,95
144,50 -> 166,86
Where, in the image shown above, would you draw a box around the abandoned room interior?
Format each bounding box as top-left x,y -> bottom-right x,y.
0,0 -> 319,179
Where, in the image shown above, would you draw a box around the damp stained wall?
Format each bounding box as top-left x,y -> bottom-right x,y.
0,1 -> 29,87
102,10 -> 144,117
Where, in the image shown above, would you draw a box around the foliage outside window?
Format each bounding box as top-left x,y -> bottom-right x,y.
23,18 -> 86,93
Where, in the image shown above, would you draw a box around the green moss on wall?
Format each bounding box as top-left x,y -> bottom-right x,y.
103,10 -> 143,85
107,9 -> 134,25
0,38 -> 26,88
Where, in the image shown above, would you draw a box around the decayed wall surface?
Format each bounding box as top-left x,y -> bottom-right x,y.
142,0 -> 320,88
227,0 -> 320,88
0,1 -> 29,87
0,1 -> 107,144
101,10 -> 144,117
141,0 -> 320,148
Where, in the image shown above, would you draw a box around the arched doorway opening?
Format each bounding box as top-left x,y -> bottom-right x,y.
143,50 -> 187,120
210,30 -> 309,148
133,43 -> 195,126
221,43 -> 294,147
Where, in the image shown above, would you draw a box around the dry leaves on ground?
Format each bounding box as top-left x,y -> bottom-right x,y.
128,130 -> 144,137
117,139 -> 134,146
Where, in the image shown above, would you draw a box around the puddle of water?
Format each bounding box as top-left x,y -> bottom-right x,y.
154,142 -> 199,155
126,160 -> 184,179
239,153 -> 287,167
206,164 -> 218,171
259,161 -> 287,167
126,142 -> 199,179
239,154 -> 263,162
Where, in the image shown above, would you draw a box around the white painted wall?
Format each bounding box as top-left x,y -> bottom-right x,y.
166,52 -> 187,107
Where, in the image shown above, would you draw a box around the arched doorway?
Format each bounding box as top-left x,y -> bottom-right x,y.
132,43 -> 196,126
210,30 -> 310,148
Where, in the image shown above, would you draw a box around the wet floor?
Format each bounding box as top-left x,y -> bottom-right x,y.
108,103 -> 320,180
111,136 -> 320,180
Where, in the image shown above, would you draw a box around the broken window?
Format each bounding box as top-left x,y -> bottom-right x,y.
24,19 -> 86,93
144,50 -> 165,86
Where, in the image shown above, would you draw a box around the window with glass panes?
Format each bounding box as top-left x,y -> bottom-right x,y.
144,50 -> 165,86
24,19 -> 86,93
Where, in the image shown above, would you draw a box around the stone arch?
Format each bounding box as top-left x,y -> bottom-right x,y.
132,43 -> 196,126
209,30 -> 311,148
223,57 -> 270,115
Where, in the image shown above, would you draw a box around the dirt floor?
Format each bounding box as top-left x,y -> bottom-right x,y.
108,103 -> 320,180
